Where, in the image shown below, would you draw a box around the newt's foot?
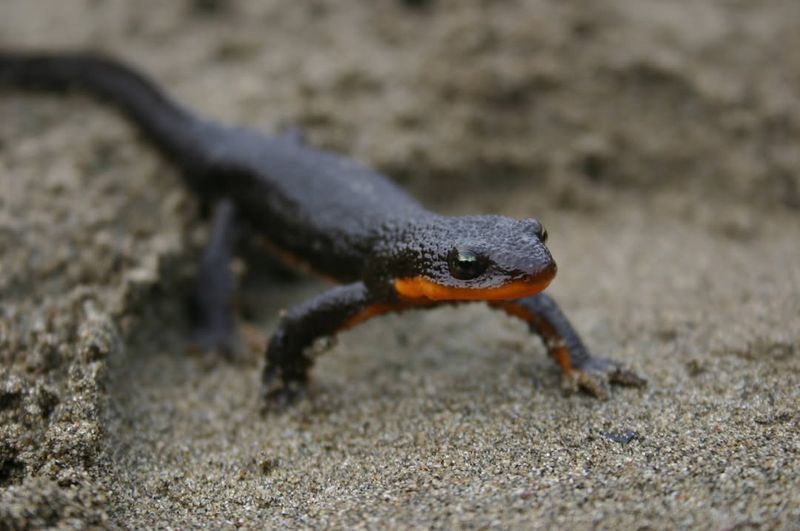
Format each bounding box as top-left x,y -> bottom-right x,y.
260,368 -> 308,413
562,358 -> 646,400
189,326 -> 245,361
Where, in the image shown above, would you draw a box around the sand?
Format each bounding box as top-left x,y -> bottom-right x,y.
1,0 -> 798,528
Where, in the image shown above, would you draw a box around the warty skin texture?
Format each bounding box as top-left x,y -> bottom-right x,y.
0,51 -> 644,407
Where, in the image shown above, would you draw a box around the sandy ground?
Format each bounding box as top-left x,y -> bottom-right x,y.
1,0 -> 799,528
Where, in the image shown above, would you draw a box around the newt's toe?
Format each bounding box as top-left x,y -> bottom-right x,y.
189,327 -> 245,361
261,385 -> 305,414
260,368 -> 308,413
563,358 -> 646,400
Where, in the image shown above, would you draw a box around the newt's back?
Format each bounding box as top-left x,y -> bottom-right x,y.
202,125 -> 427,279
0,52 -> 427,280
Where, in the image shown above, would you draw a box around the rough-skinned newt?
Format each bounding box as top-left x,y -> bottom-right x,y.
0,52 -> 645,408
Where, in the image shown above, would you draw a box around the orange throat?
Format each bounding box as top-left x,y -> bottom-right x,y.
394,275 -> 554,302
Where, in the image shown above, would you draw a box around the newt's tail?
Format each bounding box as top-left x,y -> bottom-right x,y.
0,51 -> 214,188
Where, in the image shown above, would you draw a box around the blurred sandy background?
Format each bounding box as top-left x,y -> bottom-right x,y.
1,0 -> 798,528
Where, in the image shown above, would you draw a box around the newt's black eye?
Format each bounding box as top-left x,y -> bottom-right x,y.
447,248 -> 487,280
525,218 -> 548,243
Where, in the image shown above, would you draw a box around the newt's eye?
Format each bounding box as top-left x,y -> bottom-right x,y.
528,219 -> 548,243
522,218 -> 547,243
447,248 -> 487,280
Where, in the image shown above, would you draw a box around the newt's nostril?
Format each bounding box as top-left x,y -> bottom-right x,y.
532,258 -> 557,283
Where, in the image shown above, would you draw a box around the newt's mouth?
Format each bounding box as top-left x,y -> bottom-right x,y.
394,267 -> 556,302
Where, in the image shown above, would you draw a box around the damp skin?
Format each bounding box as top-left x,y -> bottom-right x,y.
0,52 -> 646,408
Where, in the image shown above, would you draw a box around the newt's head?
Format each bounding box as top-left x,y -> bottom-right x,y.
392,216 -> 556,302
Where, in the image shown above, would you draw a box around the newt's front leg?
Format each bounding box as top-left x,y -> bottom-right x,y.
491,293 -> 646,398
262,282 -> 402,409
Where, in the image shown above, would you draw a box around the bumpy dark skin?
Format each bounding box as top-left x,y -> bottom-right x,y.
0,52 -> 645,409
